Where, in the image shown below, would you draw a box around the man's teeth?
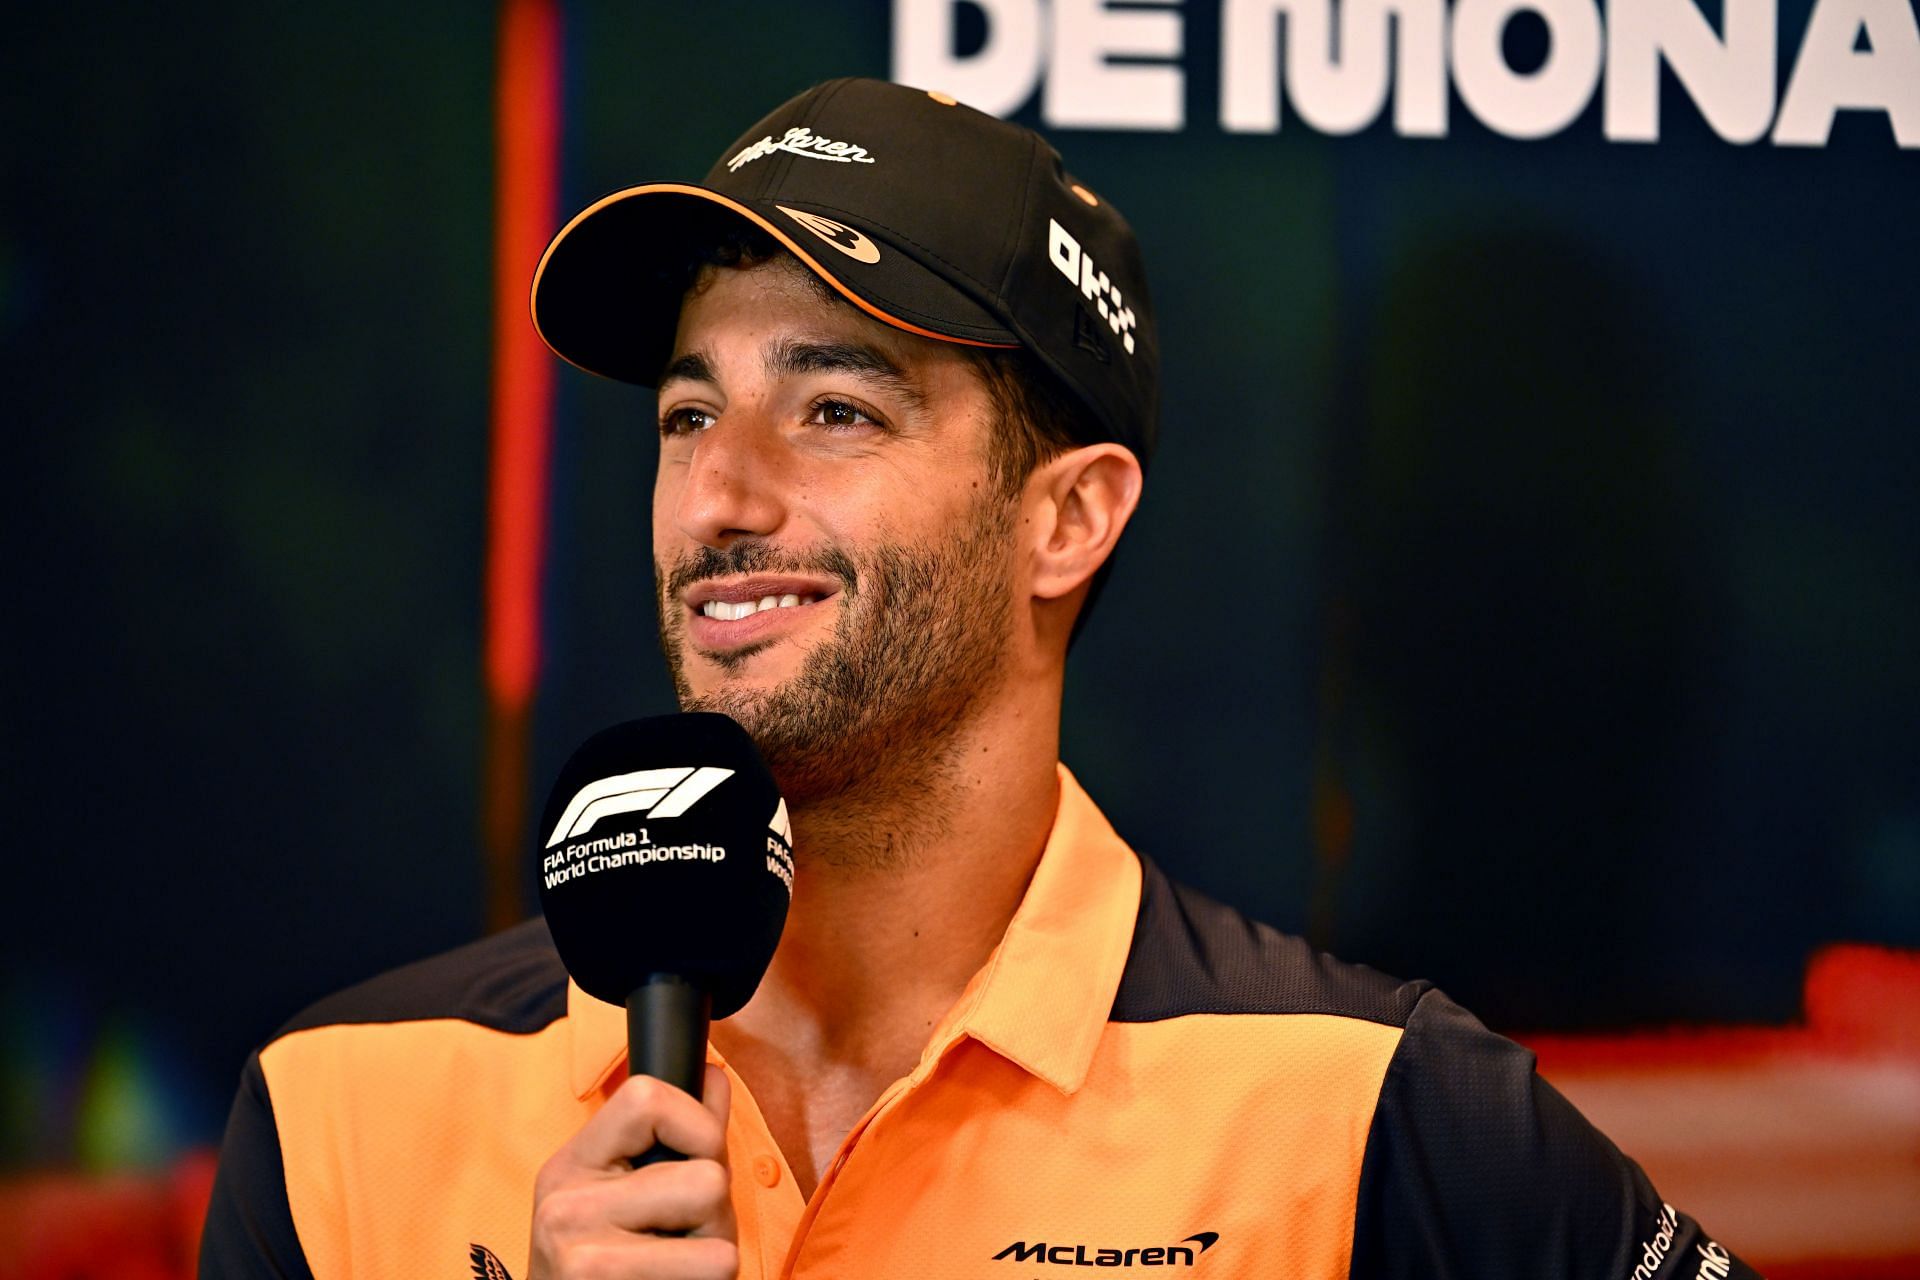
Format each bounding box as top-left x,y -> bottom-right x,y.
701,594 -> 816,621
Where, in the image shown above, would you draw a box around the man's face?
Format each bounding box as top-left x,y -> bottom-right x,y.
652,256 -> 1021,809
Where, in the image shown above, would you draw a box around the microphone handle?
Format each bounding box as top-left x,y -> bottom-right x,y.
626,974 -> 712,1168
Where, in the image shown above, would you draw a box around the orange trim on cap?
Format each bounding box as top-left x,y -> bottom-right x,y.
529,182 -> 1020,362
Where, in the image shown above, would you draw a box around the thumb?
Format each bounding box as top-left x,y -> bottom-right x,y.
702,1063 -> 733,1137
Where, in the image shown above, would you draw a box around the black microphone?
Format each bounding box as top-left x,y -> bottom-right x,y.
537,713 -> 793,1165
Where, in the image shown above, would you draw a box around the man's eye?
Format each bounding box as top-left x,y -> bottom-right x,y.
659,407 -> 714,437
808,399 -> 880,431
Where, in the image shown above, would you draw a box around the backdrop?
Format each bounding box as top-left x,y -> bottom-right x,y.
4,0 -> 1915,1175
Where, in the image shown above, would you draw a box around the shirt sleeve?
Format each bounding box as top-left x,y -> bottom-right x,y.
1348,988 -> 1762,1280
199,1050 -> 318,1279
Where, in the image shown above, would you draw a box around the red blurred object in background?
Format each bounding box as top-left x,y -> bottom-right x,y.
1527,945 -> 1920,1280
480,0 -> 562,937
0,1148 -> 213,1280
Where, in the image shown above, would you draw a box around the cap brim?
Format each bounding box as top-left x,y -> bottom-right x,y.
531,183 -> 1018,387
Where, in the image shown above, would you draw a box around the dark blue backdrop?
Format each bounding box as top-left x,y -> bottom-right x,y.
4,0 -> 1915,1168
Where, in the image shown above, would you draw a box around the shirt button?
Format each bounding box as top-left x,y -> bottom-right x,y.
752,1155 -> 781,1187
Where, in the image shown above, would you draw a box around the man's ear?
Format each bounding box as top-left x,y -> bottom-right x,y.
1026,443 -> 1144,601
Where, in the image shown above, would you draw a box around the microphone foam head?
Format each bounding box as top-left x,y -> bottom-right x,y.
536,713 -> 793,1017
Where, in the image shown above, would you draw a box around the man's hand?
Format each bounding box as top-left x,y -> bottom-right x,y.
529,1065 -> 738,1279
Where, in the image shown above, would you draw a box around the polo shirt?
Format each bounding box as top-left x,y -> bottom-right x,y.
201,766 -> 1759,1279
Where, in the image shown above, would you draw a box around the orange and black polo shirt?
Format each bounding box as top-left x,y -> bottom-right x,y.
201,766 -> 1757,1279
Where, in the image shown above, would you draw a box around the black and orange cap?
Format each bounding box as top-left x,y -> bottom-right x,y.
531,77 -> 1159,463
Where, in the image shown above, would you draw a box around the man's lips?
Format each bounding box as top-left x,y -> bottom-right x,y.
682,575 -> 841,649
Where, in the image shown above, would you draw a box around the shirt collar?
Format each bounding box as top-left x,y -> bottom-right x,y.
567,763 -> 1142,1100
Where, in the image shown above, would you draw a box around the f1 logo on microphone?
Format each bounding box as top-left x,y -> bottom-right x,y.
545,767 -> 735,847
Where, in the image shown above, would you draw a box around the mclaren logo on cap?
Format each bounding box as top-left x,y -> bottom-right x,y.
545,767 -> 735,847
777,206 -> 882,264
727,126 -> 877,172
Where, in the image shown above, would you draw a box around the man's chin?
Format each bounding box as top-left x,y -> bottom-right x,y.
685,638 -> 782,679
679,636 -> 821,692
669,657 -> 798,731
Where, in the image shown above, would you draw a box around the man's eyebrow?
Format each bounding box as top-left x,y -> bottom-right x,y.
768,339 -> 928,411
657,351 -> 715,388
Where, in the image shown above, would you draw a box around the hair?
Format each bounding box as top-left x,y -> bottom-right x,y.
678,224 -> 1120,637
964,344 -> 1117,645
964,345 -> 1105,496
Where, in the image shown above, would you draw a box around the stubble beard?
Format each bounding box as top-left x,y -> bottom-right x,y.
656,493 -> 1018,868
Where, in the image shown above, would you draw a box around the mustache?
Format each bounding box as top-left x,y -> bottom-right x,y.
661,540 -> 861,600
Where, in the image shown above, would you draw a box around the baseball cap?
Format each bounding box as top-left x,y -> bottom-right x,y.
531,76 -> 1158,463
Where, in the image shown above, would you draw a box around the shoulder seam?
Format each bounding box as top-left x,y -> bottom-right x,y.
1110,858 -> 1429,1026
270,917 -> 570,1041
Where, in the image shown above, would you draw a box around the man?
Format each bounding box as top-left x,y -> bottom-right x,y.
202,78 -> 1758,1279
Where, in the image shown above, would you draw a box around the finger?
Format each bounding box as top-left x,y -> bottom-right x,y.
570,1234 -> 739,1280
700,1064 -> 732,1136
566,1074 -> 730,1172
535,1159 -> 731,1237
638,1235 -> 739,1280
529,1167 -> 736,1268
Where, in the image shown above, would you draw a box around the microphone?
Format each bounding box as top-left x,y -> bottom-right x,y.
537,713 -> 793,1164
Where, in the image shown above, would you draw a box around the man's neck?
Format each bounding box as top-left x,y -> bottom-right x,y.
722,697 -> 1060,1050
708,685 -> 1063,1192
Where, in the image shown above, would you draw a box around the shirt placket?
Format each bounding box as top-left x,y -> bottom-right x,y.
729,1004 -> 988,1279
775,1053 -> 946,1280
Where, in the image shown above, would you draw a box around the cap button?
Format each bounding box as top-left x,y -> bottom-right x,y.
752,1154 -> 782,1187
928,90 -> 958,106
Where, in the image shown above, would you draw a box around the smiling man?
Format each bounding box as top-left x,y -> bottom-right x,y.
656,285 -> 1020,804
201,78 -> 1759,1280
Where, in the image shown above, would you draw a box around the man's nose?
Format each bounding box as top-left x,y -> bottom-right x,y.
672,414 -> 790,547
